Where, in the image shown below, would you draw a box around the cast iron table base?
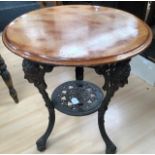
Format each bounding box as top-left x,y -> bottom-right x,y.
22,59 -> 131,154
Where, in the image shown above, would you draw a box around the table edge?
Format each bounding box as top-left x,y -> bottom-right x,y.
2,6 -> 153,66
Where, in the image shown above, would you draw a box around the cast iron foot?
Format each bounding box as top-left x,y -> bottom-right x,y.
106,143 -> 117,154
36,137 -> 47,151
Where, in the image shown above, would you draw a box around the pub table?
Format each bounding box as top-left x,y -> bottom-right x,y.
2,5 -> 152,154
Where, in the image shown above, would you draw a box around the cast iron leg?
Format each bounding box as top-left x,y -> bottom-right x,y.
36,105 -> 55,151
94,59 -> 131,154
0,55 -> 18,103
98,92 -> 117,154
22,59 -> 55,151
75,67 -> 84,80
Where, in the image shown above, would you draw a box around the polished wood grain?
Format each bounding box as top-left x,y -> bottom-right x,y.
1,35 -> 155,153
2,5 -> 152,66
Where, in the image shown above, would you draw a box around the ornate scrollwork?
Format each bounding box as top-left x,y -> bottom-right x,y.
94,59 -> 131,154
22,59 -> 55,151
22,59 -> 54,108
22,58 -> 131,153
22,60 -> 53,88
95,59 -> 131,107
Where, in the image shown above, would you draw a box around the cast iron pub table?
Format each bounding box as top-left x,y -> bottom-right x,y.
2,5 -> 152,154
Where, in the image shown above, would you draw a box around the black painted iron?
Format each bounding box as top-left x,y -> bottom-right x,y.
75,67 -> 84,80
22,59 -> 55,151
22,58 -> 131,154
52,80 -> 104,116
94,59 -> 131,154
0,55 -> 18,103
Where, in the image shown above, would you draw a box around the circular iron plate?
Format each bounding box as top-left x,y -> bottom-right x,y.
52,81 -> 104,116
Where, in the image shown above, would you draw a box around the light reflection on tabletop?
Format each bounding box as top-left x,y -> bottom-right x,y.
2,5 -> 152,65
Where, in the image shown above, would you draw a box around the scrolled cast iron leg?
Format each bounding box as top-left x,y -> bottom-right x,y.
0,55 -> 18,103
36,105 -> 55,151
98,92 -> 117,154
35,86 -> 55,151
22,59 -> 55,151
75,67 -> 84,80
94,59 -> 131,154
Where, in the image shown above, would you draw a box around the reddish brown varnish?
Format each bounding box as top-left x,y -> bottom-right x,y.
2,5 -> 152,66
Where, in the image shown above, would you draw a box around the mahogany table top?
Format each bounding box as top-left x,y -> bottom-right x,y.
2,5 -> 152,66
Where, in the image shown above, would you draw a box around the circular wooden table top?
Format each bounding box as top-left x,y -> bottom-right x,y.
2,5 -> 152,66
